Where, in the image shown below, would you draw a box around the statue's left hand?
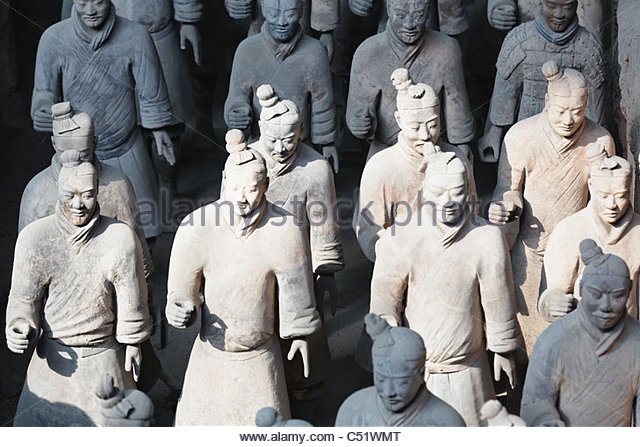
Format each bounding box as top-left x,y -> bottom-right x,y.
287,339 -> 310,378
319,31 -> 334,63
316,273 -> 339,316
125,344 -> 142,382
322,145 -> 339,174
180,23 -> 202,66
152,130 -> 176,166
493,352 -> 516,389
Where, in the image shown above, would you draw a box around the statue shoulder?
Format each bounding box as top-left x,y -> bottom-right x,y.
496,22 -> 532,78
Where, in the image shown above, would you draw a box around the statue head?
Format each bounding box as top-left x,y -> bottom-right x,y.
542,60 -> 588,138
263,0 -> 301,43
51,102 -> 96,164
222,129 -> 269,218
387,0 -> 429,44
257,85 -> 303,164
578,239 -> 631,331
96,374 -> 154,427
58,151 -> 99,227
73,0 -> 111,29
541,0 -> 578,33
587,144 -> 632,225
366,313 -> 426,413
422,152 -> 468,225
392,68 -> 440,152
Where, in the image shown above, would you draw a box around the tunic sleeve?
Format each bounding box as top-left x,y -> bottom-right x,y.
275,227 -> 321,339
223,43 -> 254,131
489,29 -> 525,127
6,230 -> 47,335
369,234 -> 409,326
119,176 -> 154,278
355,160 -> 391,262
132,28 -> 176,130
308,47 -> 336,146
31,29 -> 63,132
492,130 -> 525,213
478,227 -> 520,353
112,228 -> 151,345
346,44 -> 379,141
437,0 -> 469,36
173,0 -> 204,23
440,38 -> 475,144
166,214 -> 206,319
310,0 -> 340,32
308,162 -> 344,274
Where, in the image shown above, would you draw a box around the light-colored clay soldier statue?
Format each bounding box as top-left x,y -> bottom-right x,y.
336,313 -> 466,427
487,0 -> 605,45
249,86 -> 343,411
6,153 -> 150,426
370,151 -> 520,426
539,148 -> 640,322
521,240 -> 640,427
165,133 -> 321,425
347,0 -> 474,161
480,400 -> 527,426
488,61 -> 614,354
478,0 -> 606,162
95,374 -> 155,427
32,0 -> 178,238
19,102 -> 152,278
224,0 -> 338,61
224,0 -> 339,172
354,68 -> 476,262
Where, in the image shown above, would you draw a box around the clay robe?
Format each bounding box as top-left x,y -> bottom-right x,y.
32,4 -> 176,238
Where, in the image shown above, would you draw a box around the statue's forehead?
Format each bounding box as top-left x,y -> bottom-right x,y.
59,173 -> 96,193
590,176 -> 630,192
263,0 -> 299,10
390,0 -> 426,11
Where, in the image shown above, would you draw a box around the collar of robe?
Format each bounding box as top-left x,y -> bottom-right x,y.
50,154 -> 101,182
375,384 -> 431,427
423,205 -> 470,248
224,197 -> 268,240
385,22 -> 426,68
535,10 -> 579,46
540,113 -> 586,155
576,301 -> 628,357
588,203 -> 635,246
72,3 -> 117,51
398,133 -> 429,172
260,22 -> 303,63
263,142 -> 301,179
55,201 -> 101,250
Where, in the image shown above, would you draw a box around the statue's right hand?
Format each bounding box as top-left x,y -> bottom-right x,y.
166,301 -> 195,329
33,106 -> 52,128
477,125 -> 503,163
228,106 -> 252,129
350,0 -> 375,16
6,320 -> 32,354
350,111 -> 373,137
488,200 -> 516,225
489,4 -> 517,30
548,292 -> 575,318
226,0 -> 252,19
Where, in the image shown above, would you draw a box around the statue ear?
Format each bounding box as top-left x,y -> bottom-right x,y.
418,365 -> 425,379
51,136 -> 57,150
394,111 -> 402,128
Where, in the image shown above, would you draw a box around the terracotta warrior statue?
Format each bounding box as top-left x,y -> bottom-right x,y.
488,60 -> 614,354
487,0 -> 605,45
370,151 -> 520,426
19,102 -> 152,278
166,132 -> 320,425
540,148 -> 640,322
354,68 -> 476,262
224,0 -> 339,172
32,0 -> 177,238
347,0 -> 474,161
336,314 -> 465,427
478,0 -> 606,162
480,400 -> 526,426
6,153 -> 150,426
96,374 -> 155,427
248,86 -> 344,412
522,240 -> 640,427
224,0 -> 338,61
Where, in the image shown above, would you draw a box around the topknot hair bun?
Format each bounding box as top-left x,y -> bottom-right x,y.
257,84 -> 279,108
52,101 -> 73,119
364,313 -> 388,339
542,60 -> 563,82
59,149 -> 83,167
225,129 -> 247,154
391,68 -> 412,92
579,239 -> 602,265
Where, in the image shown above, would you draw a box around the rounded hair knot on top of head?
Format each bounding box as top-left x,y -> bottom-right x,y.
391,68 -> 438,112
257,84 -> 301,125
542,59 -> 588,98
586,144 -> 631,180
542,60 -> 563,83
224,129 -> 267,174
365,313 -> 426,365
579,239 -> 630,280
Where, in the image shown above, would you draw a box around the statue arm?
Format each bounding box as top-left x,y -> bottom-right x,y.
308,49 -> 337,146
492,135 -> 525,213
173,0 -> 204,23
310,0 -> 340,32
346,48 -> 378,140
369,236 -> 408,326
223,45 -> 254,131
441,41 -> 475,145
488,71 -> 522,128
354,163 -> 389,262
31,30 -> 63,133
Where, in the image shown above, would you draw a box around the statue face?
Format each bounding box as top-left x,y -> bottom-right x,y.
545,94 -> 587,138
589,177 -> 631,225
542,0 -> 578,33
223,168 -> 267,218
423,173 -> 467,225
581,276 -> 630,331
263,0 -> 300,43
395,109 -> 440,152
387,0 -> 428,44
374,360 -> 424,413
58,173 -> 98,226
74,0 -> 111,29
259,120 -> 302,163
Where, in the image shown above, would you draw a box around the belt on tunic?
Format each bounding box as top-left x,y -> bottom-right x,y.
425,348 -> 483,374
199,334 -> 277,361
40,335 -> 120,359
